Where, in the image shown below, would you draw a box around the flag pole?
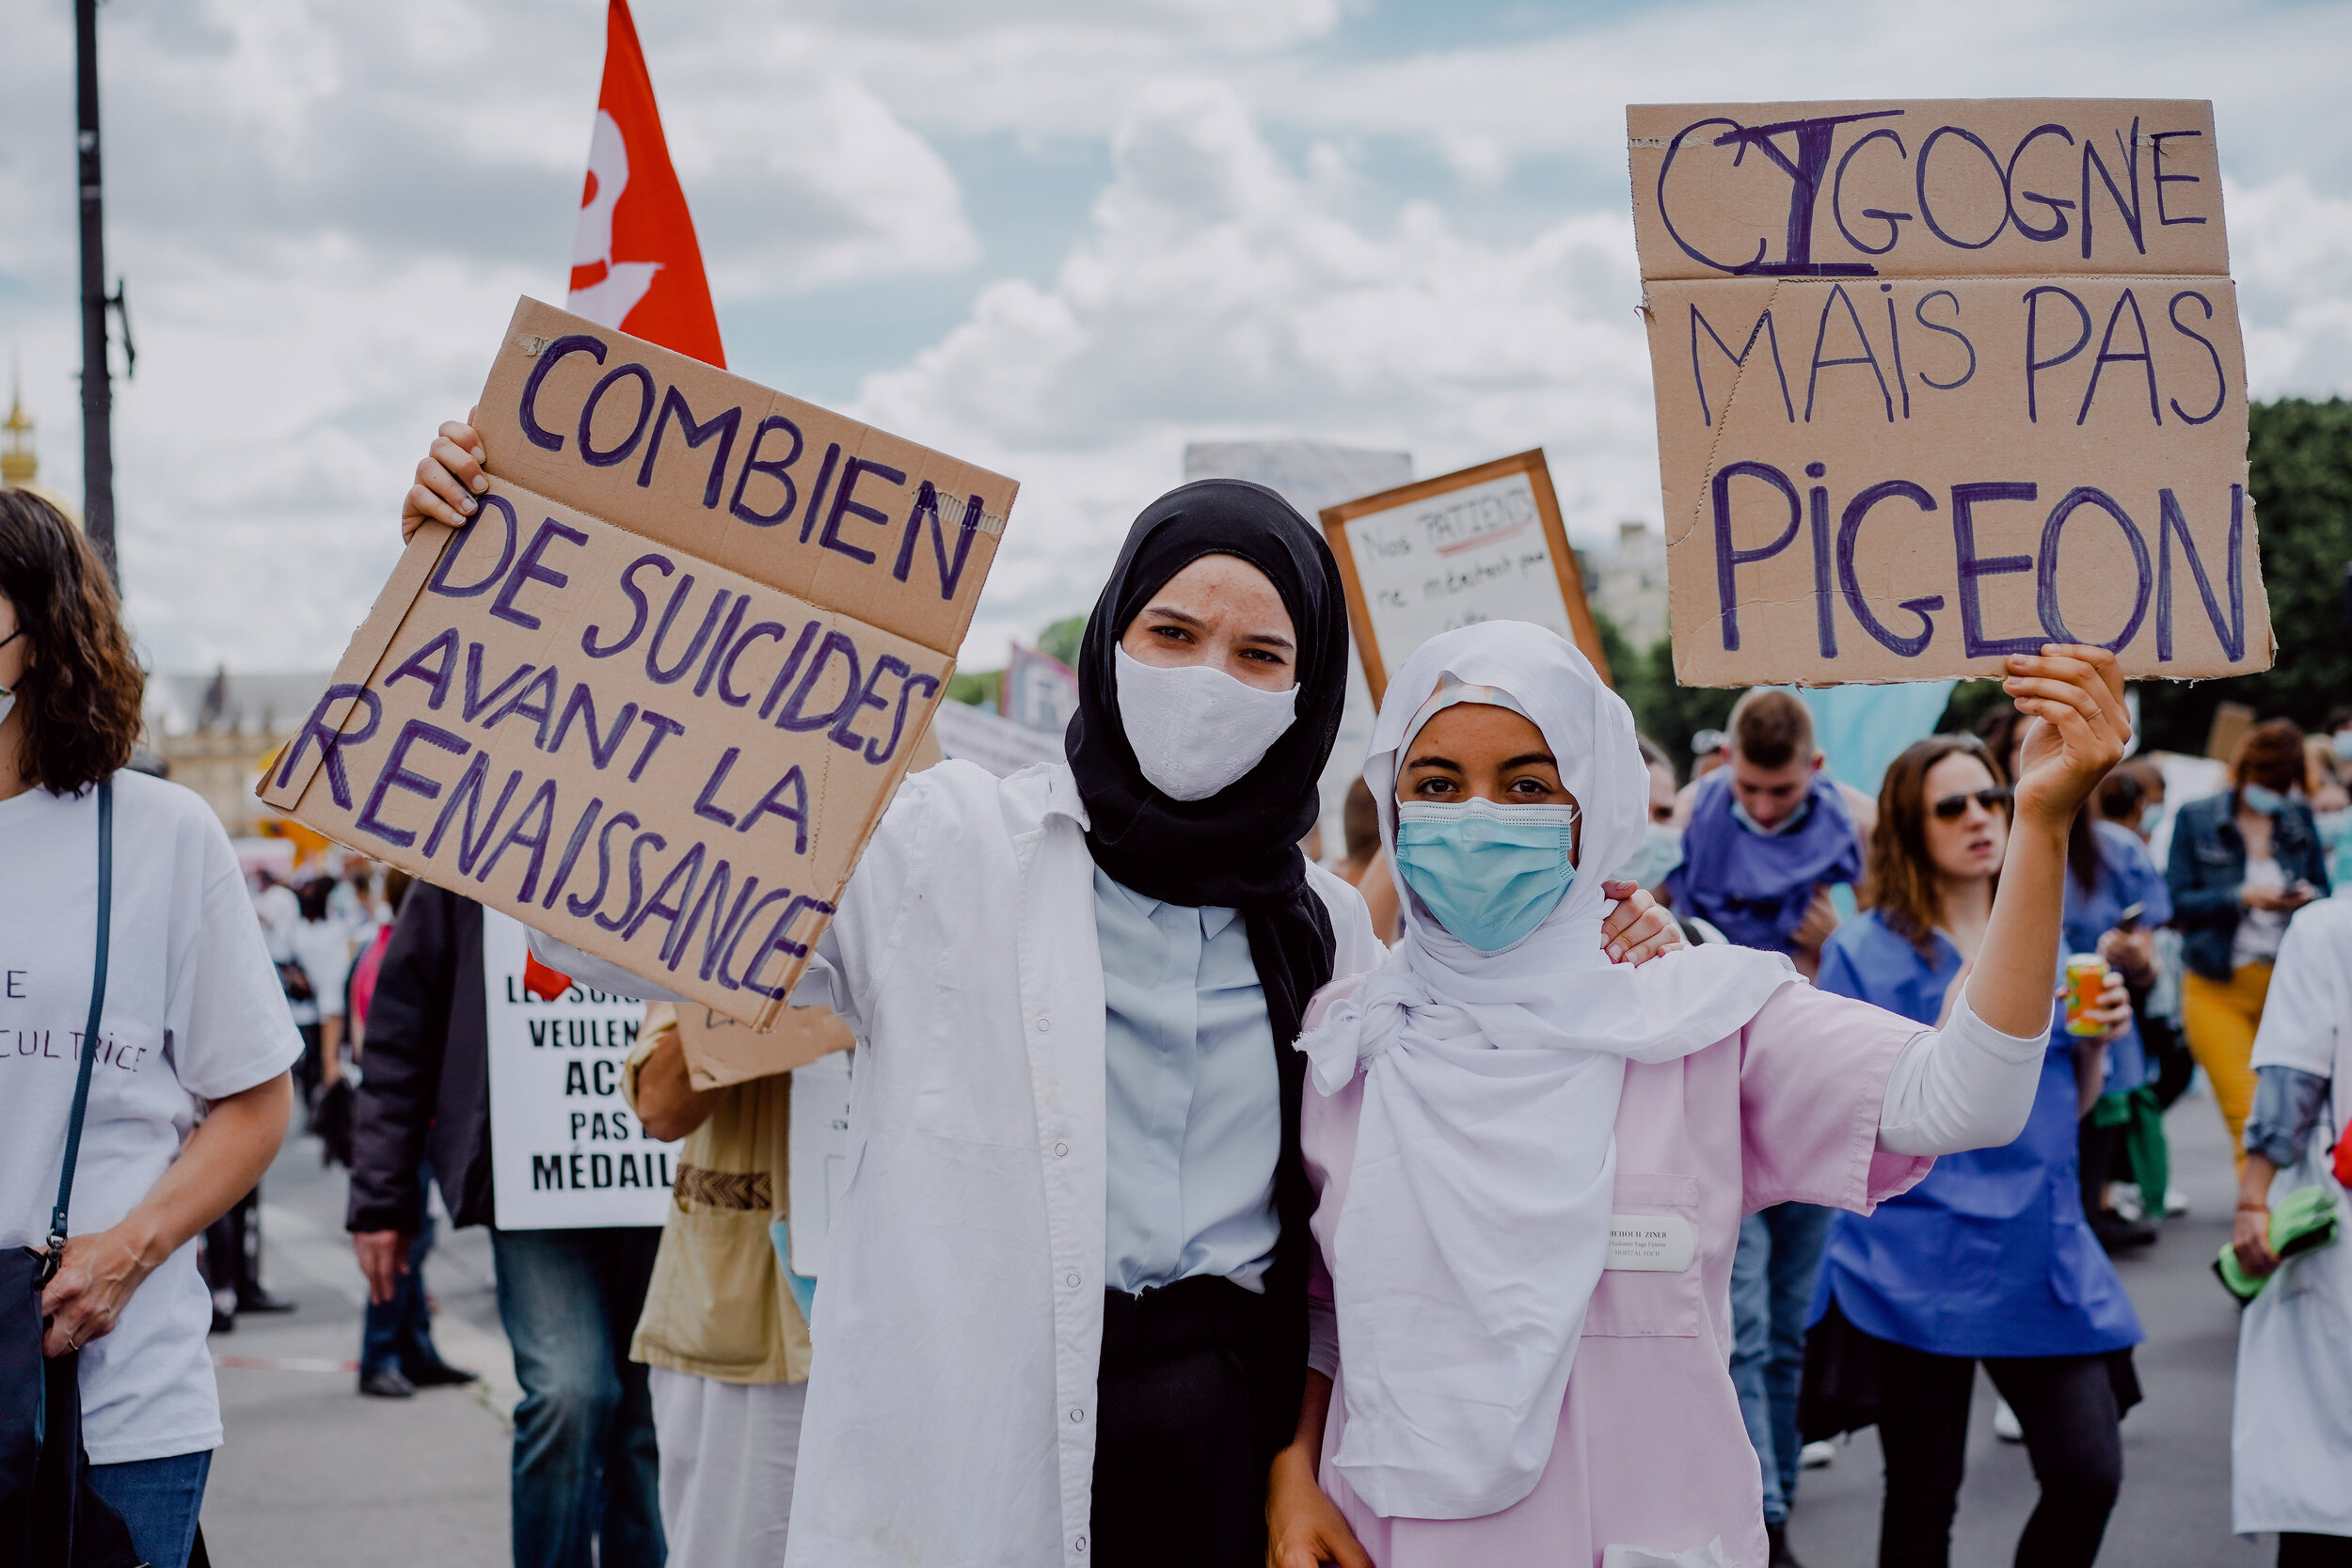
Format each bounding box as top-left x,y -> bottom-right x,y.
76,0 -> 120,581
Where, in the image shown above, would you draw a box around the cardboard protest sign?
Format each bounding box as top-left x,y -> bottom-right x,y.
675,999 -> 851,1093
1319,451 -> 1610,702
480,908 -> 679,1229
787,1050 -> 854,1277
261,298 -> 1016,1028
1629,99 -> 2270,686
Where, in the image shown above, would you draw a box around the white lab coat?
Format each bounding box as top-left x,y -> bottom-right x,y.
2232,901 -> 2352,1539
542,759 -> 1380,1567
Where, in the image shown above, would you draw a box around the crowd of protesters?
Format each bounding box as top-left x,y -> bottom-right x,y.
8,435 -> 2349,1568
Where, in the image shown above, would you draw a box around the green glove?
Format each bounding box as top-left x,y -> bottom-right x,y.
2214,1185 -> 2343,1303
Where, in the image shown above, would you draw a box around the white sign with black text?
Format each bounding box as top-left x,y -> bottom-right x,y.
484,908 -> 681,1229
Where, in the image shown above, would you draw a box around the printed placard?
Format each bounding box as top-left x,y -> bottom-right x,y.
1629,99 -> 2270,686
482,908 -> 679,1229
1319,451 -> 1611,701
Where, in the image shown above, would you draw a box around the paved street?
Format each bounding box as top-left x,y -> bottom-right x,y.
202,1133 -> 514,1567
200,1084 -> 2265,1566
1787,1086 -> 2256,1567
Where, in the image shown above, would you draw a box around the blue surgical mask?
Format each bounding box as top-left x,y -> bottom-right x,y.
2334,730 -> 2352,765
2241,782 -> 2288,816
1393,798 -> 1579,953
1611,822 -> 1684,890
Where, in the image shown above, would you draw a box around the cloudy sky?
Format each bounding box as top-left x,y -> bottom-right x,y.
3,0 -> 2348,675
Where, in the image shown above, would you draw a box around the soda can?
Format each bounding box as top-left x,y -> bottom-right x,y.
2063,954 -> 2109,1037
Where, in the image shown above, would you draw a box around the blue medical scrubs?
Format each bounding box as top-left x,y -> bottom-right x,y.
1807,911 -> 2143,1358
2061,820 -> 2171,1095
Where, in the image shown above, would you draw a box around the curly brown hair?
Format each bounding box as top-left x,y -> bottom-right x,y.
1861,735 -> 2009,958
0,489 -> 145,795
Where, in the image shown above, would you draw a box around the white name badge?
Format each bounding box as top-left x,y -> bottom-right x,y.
1605,1212 -> 1696,1273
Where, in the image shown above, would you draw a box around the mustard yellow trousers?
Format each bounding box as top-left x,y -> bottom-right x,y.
2181,963 -> 2273,1171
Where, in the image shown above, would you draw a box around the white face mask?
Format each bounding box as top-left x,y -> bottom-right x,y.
1610,822 -> 1685,890
1114,644 -> 1298,801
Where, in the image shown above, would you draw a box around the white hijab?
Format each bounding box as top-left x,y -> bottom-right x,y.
1296,622 -> 1796,1520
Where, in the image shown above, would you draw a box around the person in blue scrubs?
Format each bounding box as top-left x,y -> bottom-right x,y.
1810,735 -> 2141,1568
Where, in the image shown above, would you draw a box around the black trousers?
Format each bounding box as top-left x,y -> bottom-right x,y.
2144,1011 -> 2194,1113
1090,1276 -> 1276,1568
201,1186 -> 262,1307
1876,1341 -> 2122,1568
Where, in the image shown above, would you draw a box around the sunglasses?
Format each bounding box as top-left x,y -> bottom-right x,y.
1931,785 -> 2012,820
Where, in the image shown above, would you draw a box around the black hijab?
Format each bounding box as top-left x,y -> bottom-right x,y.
1064,476 -> 1349,1458
1067,477 -> 1350,909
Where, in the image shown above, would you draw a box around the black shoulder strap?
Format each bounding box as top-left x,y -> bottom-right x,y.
41,779 -> 114,1277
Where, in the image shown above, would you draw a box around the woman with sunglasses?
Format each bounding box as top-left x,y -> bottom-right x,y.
1806,736 -> 2141,1568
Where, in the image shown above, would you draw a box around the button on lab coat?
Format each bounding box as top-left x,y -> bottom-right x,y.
551,759 -> 1379,1566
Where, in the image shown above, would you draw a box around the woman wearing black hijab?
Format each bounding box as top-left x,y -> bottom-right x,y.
406,441 -> 1683,1567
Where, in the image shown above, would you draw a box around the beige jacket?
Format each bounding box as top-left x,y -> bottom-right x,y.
621,1004 -> 810,1384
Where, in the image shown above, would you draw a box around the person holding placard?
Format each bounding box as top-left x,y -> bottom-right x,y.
1263,621 -> 2131,1568
402,427 -> 1689,1567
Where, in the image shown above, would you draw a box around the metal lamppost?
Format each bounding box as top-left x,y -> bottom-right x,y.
77,0 -> 133,583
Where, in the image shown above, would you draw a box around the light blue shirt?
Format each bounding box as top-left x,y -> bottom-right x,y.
1095,868 -> 1280,1294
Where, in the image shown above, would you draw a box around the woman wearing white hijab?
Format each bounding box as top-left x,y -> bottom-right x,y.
1265,622 -> 2134,1568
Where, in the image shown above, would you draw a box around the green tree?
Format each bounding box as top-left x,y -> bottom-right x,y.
1036,616 -> 1087,669
1595,611 -> 1740,782
946,669 -> 1001,709
2134,397 -> 2352,752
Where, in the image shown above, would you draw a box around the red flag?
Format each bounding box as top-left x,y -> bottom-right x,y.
567,0 -> 724,367
522,952 -> 574,1004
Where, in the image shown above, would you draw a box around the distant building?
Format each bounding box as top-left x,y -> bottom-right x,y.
1592,519 -> 1670,653
1,360 -> 80,525
144,669 -> 332,837
2,365 -> 35,488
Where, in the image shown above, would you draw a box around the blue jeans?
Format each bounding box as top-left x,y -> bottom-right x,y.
87,1449 -> 212,1568
1730,1202 -> 1834,1524
361,1180 -> 444,1376
491,1227 -> 664,1568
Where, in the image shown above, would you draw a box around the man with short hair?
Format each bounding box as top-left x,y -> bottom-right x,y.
1664,689 -> 1866,1568
1667,690 -> 1863,974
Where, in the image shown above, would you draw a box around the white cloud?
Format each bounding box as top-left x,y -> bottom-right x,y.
0,0 -> 983,671
2228,173 -> 2352,400
5,0 -> 2350,679
852,79 -> 1660,665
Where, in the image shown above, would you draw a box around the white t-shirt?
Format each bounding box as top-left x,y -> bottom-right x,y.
289,918 -> 351,1022
2235,855 -> 2290,970
0,771 -> 303,1464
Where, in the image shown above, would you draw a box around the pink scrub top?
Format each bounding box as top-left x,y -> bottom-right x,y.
1301,979 -> 1931,1568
